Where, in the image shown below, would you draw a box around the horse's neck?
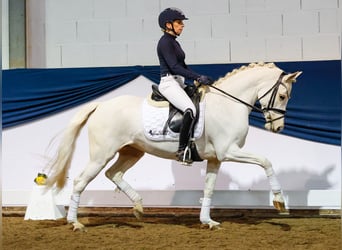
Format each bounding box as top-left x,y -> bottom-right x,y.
215,68 -> 279,105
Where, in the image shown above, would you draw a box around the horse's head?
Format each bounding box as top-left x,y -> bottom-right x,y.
258,70 -> 302,133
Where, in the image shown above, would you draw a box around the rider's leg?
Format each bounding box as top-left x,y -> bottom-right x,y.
159,75 -> 197,164
176,108 -> 195,164
158,75 -> 197,116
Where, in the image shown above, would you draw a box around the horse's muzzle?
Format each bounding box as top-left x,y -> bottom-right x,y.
264,112 -> 284,133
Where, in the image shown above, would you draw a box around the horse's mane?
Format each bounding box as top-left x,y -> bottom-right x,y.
214,62 -> 277,85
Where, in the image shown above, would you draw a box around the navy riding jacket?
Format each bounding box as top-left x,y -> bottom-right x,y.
157,32 -> 200,82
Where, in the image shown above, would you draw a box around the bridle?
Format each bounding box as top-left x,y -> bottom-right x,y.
208,72 -> 288,124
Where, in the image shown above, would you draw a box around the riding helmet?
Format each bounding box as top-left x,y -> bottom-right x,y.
158,7 -> 188,29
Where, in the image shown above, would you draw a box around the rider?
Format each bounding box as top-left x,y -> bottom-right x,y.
157,7 -> 213,164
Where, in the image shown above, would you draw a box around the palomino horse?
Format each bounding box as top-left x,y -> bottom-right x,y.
46,62 -> 301,230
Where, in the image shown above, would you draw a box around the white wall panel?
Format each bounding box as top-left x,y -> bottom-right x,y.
245,0 -> 268,12
127,41 -> 158,66
229,0 -> 246,13
46,0 -> 93,21
264,0 -> 300,12
302,0 -> 339,10
266,37 -> 302,61
45,45 -> 61,68
181,15 -> 212,40
93,43 -> 127,66
211,15 -> 247,38
177,40 -> 196,64
247,13 -> 282,37
46,21 -> 77,44
110,18 -> 143,42
230,38 -> 266,62
302,34 -> 341,60
160,0 -> 195,13
319,9 -> 340,33
94,0 -> 126,19
23,0 -> 341,67
142,18 -> 162,41
283,11 -> 319,36
194,39 -> 230,64
192,0 -> 229,15
126,0 -> 160,18
61,44 -> 92,67
77,20 -> 110,43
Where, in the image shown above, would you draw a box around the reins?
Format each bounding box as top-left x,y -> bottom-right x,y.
208,72 -> 286,113
207,72 -> 287,123
208,84 -> 263,113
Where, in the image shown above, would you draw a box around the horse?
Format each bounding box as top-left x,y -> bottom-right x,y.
46,62 -> 302,231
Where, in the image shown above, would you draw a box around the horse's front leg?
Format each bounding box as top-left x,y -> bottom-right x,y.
222,146 -> 286,212
200,159 -> 221,229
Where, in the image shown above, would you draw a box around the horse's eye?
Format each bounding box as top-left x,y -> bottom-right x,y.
279,94 -> 286,101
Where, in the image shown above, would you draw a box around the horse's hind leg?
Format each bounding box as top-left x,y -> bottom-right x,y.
67,159 -> 110,231
105,146 -> 145,219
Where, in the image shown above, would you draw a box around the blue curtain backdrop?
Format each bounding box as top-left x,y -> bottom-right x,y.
2,60 -> 341,146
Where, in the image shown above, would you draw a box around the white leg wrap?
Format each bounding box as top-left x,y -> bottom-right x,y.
67,193 -> 80,222
116,178 -> 142,203
265,167 -> 281,193
199,197 -> 220,228
199,197 -> 212,223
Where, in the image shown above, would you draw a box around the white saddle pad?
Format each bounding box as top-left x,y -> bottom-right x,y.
142,99 -> 205,141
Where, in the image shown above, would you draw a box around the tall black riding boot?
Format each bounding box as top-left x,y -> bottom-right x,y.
176,109 -> 195,165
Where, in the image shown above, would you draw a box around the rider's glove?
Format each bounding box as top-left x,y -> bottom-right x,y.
197,75 -> 214,85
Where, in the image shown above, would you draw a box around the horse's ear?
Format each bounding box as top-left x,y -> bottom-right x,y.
284,71 -> 302,83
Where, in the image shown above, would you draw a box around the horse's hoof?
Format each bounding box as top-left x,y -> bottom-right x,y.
273,200 -> 286,213
71,221 -> 86,232
201,219 -> 221,230
208,220 -> 221,230
133,203 -> 144,220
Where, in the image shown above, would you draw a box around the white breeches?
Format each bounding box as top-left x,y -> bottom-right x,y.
158,75 -> 197,116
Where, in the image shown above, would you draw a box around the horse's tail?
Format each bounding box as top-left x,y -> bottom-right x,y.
46,102 -> 99,189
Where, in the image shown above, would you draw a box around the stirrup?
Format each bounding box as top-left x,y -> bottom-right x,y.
177,145 -> 193,166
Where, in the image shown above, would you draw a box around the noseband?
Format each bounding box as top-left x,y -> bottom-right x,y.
257,72 -> 288,124
208,72 -> 289,124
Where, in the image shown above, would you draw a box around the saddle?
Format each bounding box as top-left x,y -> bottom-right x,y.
150,84 -> 205,162
151,84 -> 202,134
